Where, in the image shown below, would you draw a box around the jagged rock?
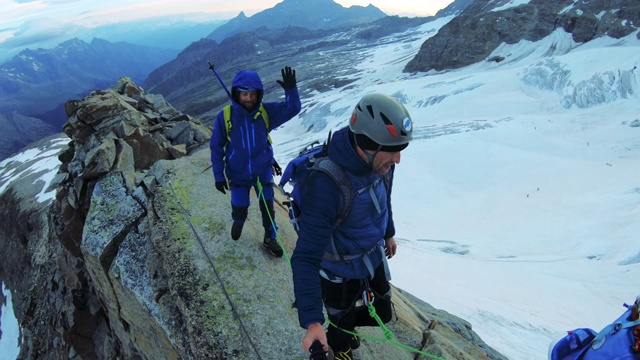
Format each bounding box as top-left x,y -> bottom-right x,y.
83,139 -> 117,180
116,77 -> 144,98
113,139 -> 136,187
124,128 -> 169,170
0,79 -> 506,359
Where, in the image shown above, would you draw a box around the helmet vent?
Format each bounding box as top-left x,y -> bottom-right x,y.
366,104 -> 375,118
380,112 -> 393,126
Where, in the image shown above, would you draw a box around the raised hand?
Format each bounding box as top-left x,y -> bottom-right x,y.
277,66 -> 297,89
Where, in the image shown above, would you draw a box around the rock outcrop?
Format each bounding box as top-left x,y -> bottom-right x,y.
405,0 -> 640,72
0,79 -> 507,359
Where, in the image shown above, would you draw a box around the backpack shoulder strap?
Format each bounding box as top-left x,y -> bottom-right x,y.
256,103 -> 269,127
223,104 -> 272,144
312,157 -> 354,229
223,105 -> 232,142
255,104 -> 272,144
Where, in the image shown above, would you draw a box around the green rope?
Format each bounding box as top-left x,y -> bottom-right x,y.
256,176 -> 291,264
323,305 -> 446,360
257,177 -> 444,360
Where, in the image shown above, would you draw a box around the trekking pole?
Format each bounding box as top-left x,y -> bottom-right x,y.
308,340 -> 327,360
207,61 -> 232,100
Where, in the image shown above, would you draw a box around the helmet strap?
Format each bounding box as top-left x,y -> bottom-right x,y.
367,146 -> 382,167
354,134 -> 380,168
364,151 -> 376,167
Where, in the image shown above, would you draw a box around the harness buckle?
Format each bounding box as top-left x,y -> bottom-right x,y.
362,289 -> 374,306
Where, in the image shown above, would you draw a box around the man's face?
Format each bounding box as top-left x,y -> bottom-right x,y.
238,91 -> 258,111
369,150 -> 401,175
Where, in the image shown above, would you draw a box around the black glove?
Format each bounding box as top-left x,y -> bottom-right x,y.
277,66 -> 296,89
215,181 -> 229,194
308,340 -> 327,360
273,160 -> 282,176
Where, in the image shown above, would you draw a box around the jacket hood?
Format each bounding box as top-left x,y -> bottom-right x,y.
329,127 -> 372,176
231,70 -> 264,105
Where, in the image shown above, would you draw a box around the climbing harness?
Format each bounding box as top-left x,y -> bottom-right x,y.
259,174 -> 445,359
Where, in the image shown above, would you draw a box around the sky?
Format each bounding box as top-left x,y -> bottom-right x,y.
0,0 -> 453,62
1,3 -> 640,359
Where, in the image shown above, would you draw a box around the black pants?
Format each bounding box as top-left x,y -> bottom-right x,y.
321,263 -> 392,352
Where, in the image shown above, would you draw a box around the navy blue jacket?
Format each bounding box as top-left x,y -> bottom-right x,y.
291,127 -> 396,329
210,70 -> 301,185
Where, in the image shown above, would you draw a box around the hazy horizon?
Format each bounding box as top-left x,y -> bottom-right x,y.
0,0 -> 453,62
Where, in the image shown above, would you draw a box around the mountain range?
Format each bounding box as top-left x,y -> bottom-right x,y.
142,0 -> 640,126
142,15 -> 434,121
0,0 -> 392,162
2,0 -> 638,162
206,0 -> 388,41
0,38 -> 177,160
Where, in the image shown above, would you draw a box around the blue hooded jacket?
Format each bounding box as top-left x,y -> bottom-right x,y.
210,70 -> 301,185
290,127 -> 396,329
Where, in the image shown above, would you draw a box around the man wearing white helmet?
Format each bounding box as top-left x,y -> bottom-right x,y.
291,93 -> 414,359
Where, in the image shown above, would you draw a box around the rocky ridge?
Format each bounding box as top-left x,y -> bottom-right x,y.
0,78 -> 507,359
405,0 -> 640,72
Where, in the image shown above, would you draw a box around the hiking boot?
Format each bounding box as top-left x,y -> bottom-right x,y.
350,333 -> 360,350
263,236 -> 283,257
332,347 -> 352,360
231,221 -> 243,240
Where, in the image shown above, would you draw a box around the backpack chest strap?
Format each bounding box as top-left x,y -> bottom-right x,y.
223,104 -> 272,143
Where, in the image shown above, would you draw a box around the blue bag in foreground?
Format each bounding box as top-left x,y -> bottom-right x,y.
549,295 -> 640,359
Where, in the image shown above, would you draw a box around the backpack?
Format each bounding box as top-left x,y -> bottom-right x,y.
223,103 -> 283,173
278,131 -> 393,235
548,295 -> 640,360
277,131 -> 354,233
223,104 -> 272,144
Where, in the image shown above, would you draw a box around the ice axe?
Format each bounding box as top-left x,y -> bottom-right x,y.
207,61 -> 232,100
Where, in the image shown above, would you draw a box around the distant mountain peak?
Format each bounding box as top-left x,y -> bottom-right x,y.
57,37 -> 86,47
207,0 -> 386,42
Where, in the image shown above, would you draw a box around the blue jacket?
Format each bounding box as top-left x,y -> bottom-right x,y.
290,127 -> 396,328
210,70 -> 301,185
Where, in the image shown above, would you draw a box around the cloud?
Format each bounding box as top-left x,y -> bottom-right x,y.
11,18 -> 80,42
0,17 -> 84,60
15,0 -> 84,4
